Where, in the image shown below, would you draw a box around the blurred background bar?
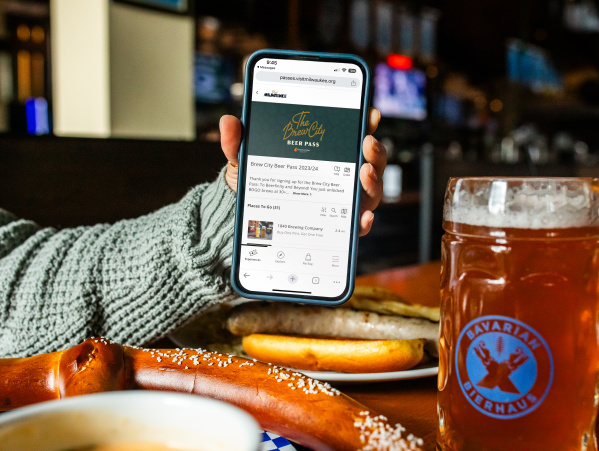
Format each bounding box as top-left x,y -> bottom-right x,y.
1,0 -> 599,274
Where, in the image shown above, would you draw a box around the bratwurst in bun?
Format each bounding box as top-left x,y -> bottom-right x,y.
224,286 -> 439,373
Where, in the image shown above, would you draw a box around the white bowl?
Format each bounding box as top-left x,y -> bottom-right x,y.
0,391 -> 261,451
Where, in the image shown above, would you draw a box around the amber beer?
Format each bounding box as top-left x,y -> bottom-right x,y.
437,178 -> 599,451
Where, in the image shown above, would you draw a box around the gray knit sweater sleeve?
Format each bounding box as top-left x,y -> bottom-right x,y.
0,168 -> 237,358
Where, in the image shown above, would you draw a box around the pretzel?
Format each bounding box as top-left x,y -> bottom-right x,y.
0,338 -> 423,451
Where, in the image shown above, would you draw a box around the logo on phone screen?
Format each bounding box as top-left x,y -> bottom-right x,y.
264,90 -> 287,98
282,111 -> 326,142
456,315 -> 554,419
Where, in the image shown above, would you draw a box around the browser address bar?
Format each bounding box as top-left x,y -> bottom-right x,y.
255,71 -> 360,88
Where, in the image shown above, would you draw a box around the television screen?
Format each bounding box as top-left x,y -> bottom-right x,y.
436,94 -> 463,126
194,53 -> 233,104
506,40 -> 561,93
118,0 -> 188,12
373,63 -> 427,120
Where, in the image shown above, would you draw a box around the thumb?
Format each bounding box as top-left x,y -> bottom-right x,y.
220,115 -> 242,192
220,115 -> 242,166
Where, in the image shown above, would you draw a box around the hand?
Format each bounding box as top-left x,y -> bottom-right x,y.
220,108 -> 386,237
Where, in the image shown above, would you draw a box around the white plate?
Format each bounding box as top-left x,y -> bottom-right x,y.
294,361 -> 438,383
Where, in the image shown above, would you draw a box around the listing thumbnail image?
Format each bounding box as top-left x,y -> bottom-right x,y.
248,220 -> 273,240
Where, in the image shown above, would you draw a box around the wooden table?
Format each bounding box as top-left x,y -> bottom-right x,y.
0,261 -> 442,450
342,261 -> 441,450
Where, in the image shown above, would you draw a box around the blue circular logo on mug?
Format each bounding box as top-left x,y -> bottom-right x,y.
456,315 -> 554,419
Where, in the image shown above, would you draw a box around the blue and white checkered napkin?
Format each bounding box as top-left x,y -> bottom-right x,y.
259,431 -> 297,451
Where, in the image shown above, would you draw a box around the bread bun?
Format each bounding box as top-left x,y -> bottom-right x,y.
348,286 -> 440,321
242,334 -> 425,373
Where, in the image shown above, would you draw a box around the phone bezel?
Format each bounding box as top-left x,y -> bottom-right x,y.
231,49 -> 371,305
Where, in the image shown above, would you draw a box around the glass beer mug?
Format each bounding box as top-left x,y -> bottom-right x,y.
438,177 -> 599,451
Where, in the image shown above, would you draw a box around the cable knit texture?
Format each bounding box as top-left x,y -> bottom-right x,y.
0,169 -> 237,358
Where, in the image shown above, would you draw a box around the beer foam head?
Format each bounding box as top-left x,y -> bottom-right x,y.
444,178 -> 599,229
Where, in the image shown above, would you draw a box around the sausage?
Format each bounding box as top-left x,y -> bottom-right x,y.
226,302 -> 439,357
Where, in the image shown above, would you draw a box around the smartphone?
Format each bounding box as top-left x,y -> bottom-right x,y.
231,49 -> 371,305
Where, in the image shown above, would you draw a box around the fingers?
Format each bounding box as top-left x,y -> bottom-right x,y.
359,133 -> 386,212
359,161 -> 383,213
357,108 -> 384,236
357,125 -> 387,236
363,135 -> 387,177
220,115 -> 242,192
367,108 -> 382,135
359,210 -> 375,237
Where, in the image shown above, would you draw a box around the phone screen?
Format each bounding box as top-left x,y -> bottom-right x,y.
234,54 -> 367,301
